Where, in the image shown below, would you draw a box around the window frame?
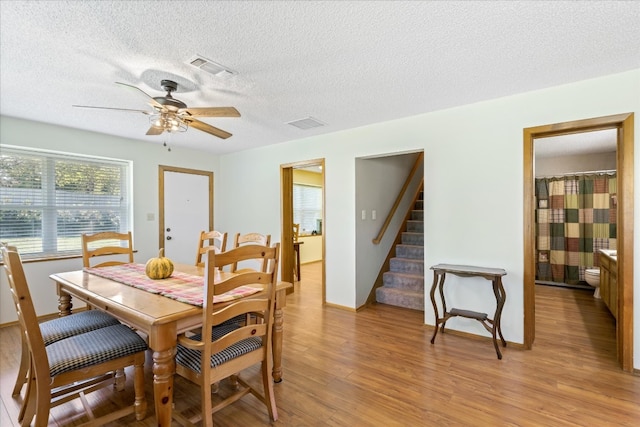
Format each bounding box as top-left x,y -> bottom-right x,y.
0,145 -> 133,261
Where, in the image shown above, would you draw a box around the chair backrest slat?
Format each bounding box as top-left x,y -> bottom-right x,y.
82,231 -> 134,268
195,230 -> 228,267
231,232 -> 271,273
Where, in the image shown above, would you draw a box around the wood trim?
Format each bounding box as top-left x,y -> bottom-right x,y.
158,165 -> 214,251
523,127 -> 536,349
523,113 -> 634,371
618,114 -> 634,371
372,152 -> 424,244
280,166 -> 294,287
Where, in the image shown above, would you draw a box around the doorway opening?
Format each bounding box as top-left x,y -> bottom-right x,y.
280,159 -> 325,303
523,113 -> 634,371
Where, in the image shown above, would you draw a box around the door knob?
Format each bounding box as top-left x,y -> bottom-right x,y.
166,236 -> 172,240
166,228 -> 171,232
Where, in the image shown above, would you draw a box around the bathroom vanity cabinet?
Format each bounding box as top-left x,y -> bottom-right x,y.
599,251 -> 618,319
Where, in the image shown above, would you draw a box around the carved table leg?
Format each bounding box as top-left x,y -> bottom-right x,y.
133,358 -> 147,421
114,368 -> 126,391
272,291 -> 285,382
493,278 -> 507,347
429,271 -> 441,344
152,348 -> 175,426
58,292 -> 72,316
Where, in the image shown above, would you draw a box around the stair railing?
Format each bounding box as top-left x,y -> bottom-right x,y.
372,152 -> 424,244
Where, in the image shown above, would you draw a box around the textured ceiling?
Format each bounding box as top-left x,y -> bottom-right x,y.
1,1 -> 638,155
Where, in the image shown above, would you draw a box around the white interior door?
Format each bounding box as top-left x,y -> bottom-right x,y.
161,168 -> 212,265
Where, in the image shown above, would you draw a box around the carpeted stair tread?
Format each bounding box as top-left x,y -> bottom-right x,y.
406,220 -> 424,232
376,286 -> 424,311
383,271 -> 424,291
390,257 -> 424,274
395,244 -> 424,259
401,232 -> 424,246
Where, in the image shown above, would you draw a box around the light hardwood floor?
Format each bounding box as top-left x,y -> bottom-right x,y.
1,261 -> 638,426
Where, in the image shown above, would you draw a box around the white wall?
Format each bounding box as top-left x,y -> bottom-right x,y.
216,69 -> 640,368
2,69 -> 639,369
0,117 -> 220,323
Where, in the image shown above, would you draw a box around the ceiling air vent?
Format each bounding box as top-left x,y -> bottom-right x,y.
187,55 -> 235,77
287,116 -> 326,130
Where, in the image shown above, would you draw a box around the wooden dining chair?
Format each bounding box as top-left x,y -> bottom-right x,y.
1,244 -> 122,400
82,231 -> 134,268
1,245 -> 148,426
231,232 -> 271,273
195,230 -> 228,267
174,243 -> 280,427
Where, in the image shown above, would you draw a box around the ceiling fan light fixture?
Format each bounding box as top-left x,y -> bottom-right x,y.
149,112 -> 188,133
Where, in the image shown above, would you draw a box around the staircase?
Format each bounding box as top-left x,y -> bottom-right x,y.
375,192 -> 424,310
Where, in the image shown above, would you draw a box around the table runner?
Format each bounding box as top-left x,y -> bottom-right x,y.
84,264 -> 259,307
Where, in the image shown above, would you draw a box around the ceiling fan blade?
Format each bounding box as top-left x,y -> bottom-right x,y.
183,117 -> 232,139
146,126 -> 164,136
179,107 -> 241,118
72,105 -> 153,115
115,82 -> 165,110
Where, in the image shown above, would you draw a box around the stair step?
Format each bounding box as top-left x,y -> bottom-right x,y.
383,271 -> 424,291
390,257 -> 424,274
375,187 -> 425,311
395,244 -> 424,259
411,210 -> 424,221
401,232 -> 423,246
376,287 -> 424,311
406,220 -> 423,232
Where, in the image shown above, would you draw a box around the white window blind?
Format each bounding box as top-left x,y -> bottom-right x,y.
0,146 -> 131,260
293,184 -> 322,235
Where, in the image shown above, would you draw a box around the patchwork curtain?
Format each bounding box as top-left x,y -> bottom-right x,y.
535,173 -> 617,284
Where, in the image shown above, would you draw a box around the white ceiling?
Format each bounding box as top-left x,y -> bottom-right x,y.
535,129 -> 618,159
1,1 -> 638,155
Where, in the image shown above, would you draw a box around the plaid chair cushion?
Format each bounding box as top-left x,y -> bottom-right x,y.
47,324 -> 148,377
40,310 -> 121,346
220,314 -> 248,326
176,323 -> 263,373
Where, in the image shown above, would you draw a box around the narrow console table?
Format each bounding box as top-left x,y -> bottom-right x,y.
429,264 -> 507,359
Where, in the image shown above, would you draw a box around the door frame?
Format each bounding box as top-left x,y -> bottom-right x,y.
158,165 -> 213,251
523,112 -> 634,371
280,158 -> 326,301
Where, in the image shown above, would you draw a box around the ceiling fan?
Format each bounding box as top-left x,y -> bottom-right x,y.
73,80 -> 240,139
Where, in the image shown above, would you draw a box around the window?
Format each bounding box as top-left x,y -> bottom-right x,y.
293,184 -> 322,235
0,146 -> 131,260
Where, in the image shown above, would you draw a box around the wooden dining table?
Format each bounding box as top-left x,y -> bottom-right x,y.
49,263 -> 292,426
